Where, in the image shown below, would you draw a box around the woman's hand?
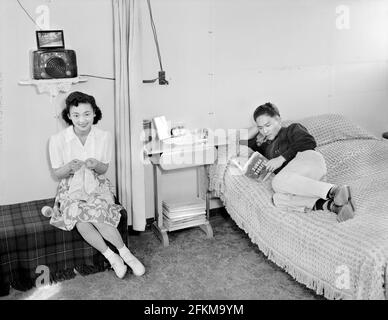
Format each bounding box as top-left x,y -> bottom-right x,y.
265,156 -> 286,173
85,158 -> 99,170
68,159 -> 84,174
85,158 -> 109,175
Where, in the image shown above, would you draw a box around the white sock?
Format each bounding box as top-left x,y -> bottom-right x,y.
118,245 -> 132,258
103,247 -> 127,278
117,245 -> 145,276
102,247 -> 119,264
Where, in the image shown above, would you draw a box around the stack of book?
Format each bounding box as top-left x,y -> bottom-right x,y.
162,198 -> 207,231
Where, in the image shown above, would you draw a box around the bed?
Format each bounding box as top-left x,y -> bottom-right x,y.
208,114 -> 388,300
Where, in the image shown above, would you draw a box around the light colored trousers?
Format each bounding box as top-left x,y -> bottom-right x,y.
271,150 -> 333,212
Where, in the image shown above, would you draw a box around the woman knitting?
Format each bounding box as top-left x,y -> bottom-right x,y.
42,91 -> 145,278
247,102 -> 355,222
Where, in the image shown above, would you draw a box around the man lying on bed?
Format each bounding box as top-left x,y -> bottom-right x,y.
246,102 -> 355,222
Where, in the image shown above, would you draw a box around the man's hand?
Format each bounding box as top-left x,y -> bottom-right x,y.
85,158 -> 99,170
68,159 -> 84,174
256,133 -> 267,146
265,156 -> 286,172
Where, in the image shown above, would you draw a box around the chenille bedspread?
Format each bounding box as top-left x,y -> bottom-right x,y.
209,114 -> 388,299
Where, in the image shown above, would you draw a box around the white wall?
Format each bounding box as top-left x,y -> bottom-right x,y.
136,0 -> 388,131
133,0 -> 388,218
2,0 -> 388,220
0,2 -> 4,200
0,0 -> 116,205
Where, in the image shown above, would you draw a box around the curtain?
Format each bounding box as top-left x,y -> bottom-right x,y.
113,0 -> 146,230
0,72 -> 3,196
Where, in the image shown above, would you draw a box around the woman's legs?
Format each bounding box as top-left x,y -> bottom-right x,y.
91,222 -> 125,249
76,222 -> 127,278
76,221 -> 108,253
92,222 -> 145,276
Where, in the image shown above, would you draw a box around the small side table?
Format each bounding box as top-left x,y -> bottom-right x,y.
144,138 -> 225,246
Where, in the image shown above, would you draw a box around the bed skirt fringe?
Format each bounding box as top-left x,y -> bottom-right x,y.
219,191 -> 350,300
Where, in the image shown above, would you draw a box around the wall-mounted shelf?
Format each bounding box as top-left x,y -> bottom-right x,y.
18,76 -> 88,98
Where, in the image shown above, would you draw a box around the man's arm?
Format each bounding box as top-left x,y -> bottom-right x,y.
281,123 -> 317,161
247,126 -> 260,140
240,126 -> 259,145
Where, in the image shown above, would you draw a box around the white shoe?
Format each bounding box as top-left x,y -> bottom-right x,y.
110,256 -> 127,279
121,252 -> 145,276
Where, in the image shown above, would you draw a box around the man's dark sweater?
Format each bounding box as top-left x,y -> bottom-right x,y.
247,123 -> 317,174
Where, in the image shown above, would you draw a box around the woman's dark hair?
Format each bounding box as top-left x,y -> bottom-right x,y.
62,91 -> 102,125
253,102 -> 280,122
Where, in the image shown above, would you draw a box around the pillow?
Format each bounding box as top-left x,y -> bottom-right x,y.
282,114 -> 378,147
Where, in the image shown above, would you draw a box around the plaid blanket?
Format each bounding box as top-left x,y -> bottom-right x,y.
0,198 -> 128,296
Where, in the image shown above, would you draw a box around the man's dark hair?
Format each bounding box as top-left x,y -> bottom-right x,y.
62,91 -> 102,125
253,102 -> 280,122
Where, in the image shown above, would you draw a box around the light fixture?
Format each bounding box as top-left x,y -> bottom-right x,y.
142,0 -> 169,85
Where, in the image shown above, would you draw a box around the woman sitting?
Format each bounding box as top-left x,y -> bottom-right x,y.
247,102 -> 355,222
42,91 -> 145,278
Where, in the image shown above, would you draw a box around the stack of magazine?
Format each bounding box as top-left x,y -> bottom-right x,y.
162,198 -> 207,231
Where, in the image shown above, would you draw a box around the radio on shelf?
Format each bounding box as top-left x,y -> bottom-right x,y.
31,30 -> 78,80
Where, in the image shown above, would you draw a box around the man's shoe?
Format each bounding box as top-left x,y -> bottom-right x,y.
329,185 -> 355,210
330,203 -> 355,222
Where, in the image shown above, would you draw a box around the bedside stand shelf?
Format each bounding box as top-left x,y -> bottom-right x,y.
144,138 -> 225,247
